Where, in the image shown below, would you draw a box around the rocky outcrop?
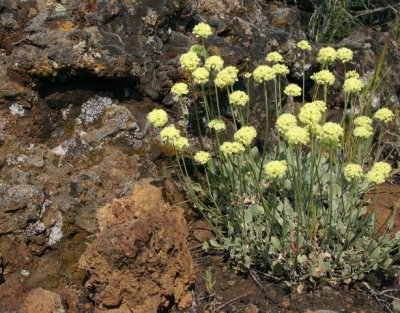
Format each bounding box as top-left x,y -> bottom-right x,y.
80,183 -> 194,312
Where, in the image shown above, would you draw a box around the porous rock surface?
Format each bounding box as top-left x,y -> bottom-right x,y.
19,288 -> 63,313
80,183 -> 194,312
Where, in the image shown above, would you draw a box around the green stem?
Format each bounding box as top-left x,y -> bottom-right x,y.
214,84 -> 221,117
263,81 -> 269,152
194,101 -> 204,149
302,52 -> 306,105
201,84 -> 211,122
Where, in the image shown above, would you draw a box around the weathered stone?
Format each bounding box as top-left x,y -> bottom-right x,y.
19,288 -> 63,313
0,275 -> 26,312
80,183 -> 195,312
0,183 -> 44,234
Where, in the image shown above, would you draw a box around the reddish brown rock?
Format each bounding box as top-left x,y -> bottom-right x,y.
192,220 -> 214,244
0,275 -> 26,312
19,288 -> 63,313
80,183 -> 195,313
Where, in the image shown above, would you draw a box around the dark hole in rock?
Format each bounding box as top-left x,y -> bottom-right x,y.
35,75 -> 143,109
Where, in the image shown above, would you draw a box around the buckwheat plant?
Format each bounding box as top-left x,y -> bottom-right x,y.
148,23 -> 400,283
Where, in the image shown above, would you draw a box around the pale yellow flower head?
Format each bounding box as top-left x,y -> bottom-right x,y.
276,113 -> 297,135
311,70 -> 335,86
304,100 -> 327,112
205,56 -> 224,72
285,126 -> 309,145
366,162 -> 392,184
284,84 -> 302,97
220,141 -> 245,155
297,40 -> 312,51
192,67 -> 209,85
308,123 -> 322,135
264,160 -> 288,180
208,119 -> 226,132
354,116 -> 372,128
318,122 -> 344,146
192,22 -> 213,39
253,65 -> 276,83
190,44 -> 206,57
317,47 -> 337,64
234,126 -> 257,146
299,105 -> 322,125
215,66 -> 239,88
374,108 -> 394,123
337,47 -> 353,63
194,151 -> 211,165
173,136 -> 190,151
229,91 -> 249,106
179,51 -> 200,72
266,51 -> 283,63
345,70 -> 360,79
343,77 -> 364,93
272,64 -> 289,76
344,164 -> 363,182
353,126 -> 373,139
171,82 -> 189,96
147,109 -> 168,128
160,125 -> 181,142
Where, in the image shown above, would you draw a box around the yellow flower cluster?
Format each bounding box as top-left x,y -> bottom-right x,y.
179,52 -> 200,72
147,109 -> 168,128
173,136 -> 190,151
234,126 -> 257,146
311,70 -> 335,86
276,113 -> 297,134
354,116 -> 372,128
366,162 -> 392,184
318,122 -> 344,146
192,22 -> 213,39
192,67 -> 209,85
159,125 -> 189,150
208,119 -> 226,131
264,160 -> 288,180
304,100 -> 327,112
299,105 -> 322,125
297,40 -> 312,51
337,47 -> 353,63
344,164 -> 363,182
171,82 -> 189,96
220,141 -> 245,155
190,44 -> 206,57
194,151 -> 211,165
160,125 -> 181,142
266,52 -> 283,63
272,64 -> 289,75
253,65 -> 275,83
205,56 -> 224,72
374,108 -> 394,123
229,91 -> 249,106
345,70 -> 360,79
353,126 -> 373,139
284,83 -> 302,97
343,77 -> 364,93
317,47 -> 337,64
215,66 -> 239,88
285,126 -> 309,145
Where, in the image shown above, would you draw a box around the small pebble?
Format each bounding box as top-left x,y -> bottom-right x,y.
244,303 -> 260,313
